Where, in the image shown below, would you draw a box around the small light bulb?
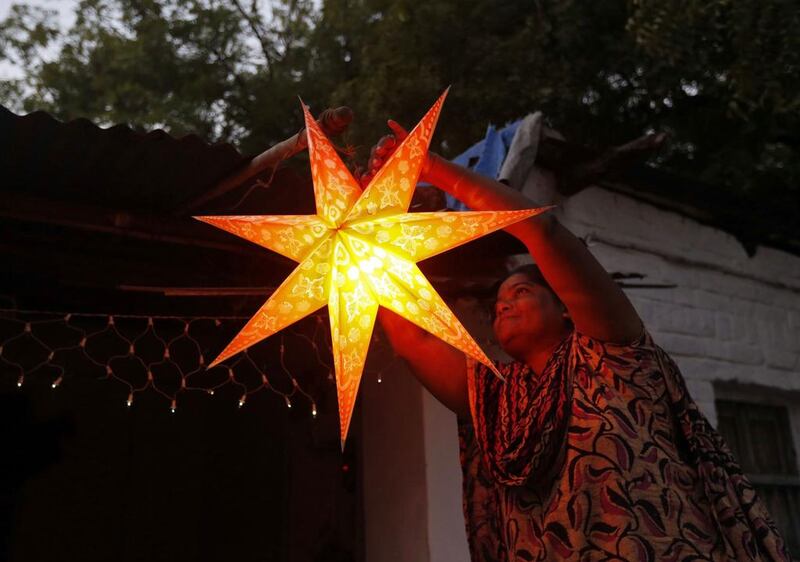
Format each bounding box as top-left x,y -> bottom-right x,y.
126,393 -> 133,407
377,376 -> 382,384
238,395 -> 246,408
284,396 -> 292,409
51,375 -> 63,389
17,374 -> 24,387
207,389 -> 215,396
170,399 -> 176,413
311,403 -> 317,418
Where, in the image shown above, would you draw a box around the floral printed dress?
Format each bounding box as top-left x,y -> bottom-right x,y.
458,329 -> 790,561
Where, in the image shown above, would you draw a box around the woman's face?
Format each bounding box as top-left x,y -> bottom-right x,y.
492,273 -> 568,359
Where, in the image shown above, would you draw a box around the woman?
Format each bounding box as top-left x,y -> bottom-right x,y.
364,121 -> 790,561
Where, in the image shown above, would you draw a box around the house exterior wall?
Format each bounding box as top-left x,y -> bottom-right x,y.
557,185 -> 800,427
360,180 -> 800,561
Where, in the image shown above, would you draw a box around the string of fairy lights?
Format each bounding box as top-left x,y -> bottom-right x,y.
0,306 -> 390,417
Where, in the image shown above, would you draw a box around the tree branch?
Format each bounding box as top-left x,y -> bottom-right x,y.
230,0 -> 274,77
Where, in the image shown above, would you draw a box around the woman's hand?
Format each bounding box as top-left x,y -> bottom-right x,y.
180,106 -> 354,213
357,120 -> 411,188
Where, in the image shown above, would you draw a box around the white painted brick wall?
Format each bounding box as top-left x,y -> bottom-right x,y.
525,184 -> 800,425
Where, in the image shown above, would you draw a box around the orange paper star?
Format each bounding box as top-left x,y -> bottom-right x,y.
196,90 -> 548,447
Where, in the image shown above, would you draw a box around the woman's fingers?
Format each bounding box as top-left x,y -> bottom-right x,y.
387,119 -> 408,141
319,106 -> 354,137
374,135 -> 397,157
358,119 -> 409,188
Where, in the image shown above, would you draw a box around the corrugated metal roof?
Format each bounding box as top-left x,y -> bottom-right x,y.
0,106 -> 517,310
0,106 -> 248,213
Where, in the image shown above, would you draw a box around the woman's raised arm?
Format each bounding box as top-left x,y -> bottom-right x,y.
378,308 -> 469,418
422,152 -> 642,345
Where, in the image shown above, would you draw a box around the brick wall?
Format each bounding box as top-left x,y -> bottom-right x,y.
554,186 -> 800,426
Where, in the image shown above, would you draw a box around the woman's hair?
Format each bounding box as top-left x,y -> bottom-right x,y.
490,264 -> 573,329
503,264 -> 554,293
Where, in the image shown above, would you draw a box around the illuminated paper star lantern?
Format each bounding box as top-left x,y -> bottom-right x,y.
196,90 -> 548,447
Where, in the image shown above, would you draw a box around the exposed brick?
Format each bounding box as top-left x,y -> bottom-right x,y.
694,290 -> 732,313
715,314 -> 736,342
653,332 -> 710,358
709,342 -> 765,365
651,304 -> 715,337
764,348 -> 799,371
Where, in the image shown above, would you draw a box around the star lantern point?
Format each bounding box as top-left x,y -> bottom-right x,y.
196,90 -> 550,447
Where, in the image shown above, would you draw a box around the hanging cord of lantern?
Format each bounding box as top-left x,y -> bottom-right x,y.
225,107 -> 360,212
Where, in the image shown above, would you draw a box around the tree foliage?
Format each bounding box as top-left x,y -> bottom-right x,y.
1,0 -> 798,210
